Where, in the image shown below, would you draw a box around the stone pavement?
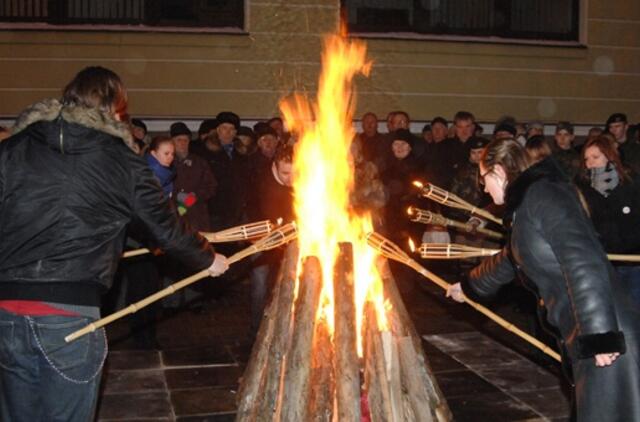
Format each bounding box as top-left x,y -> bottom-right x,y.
96,274 -> 571,421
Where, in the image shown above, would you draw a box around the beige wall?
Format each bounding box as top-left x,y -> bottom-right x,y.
0,0 -> 638,126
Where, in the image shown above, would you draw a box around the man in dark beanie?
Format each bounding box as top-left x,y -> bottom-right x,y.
493,123 -> 517,141
170,121 -> 192,140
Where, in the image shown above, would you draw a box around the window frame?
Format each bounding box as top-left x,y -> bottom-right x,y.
0,0 -> 249,34
341,0 -> 586,47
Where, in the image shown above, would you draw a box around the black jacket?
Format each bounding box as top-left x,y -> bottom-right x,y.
576,172 -> 640,254
0,100 -> 214,306
461,158 -> 631,359
461,158 -> 640,421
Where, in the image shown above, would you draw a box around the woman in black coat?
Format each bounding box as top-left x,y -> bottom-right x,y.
447,139 -> 640,422
575,136 -> 640,306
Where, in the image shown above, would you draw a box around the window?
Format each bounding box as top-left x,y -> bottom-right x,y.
342,0 -> 580,43
0,0 -> 244,31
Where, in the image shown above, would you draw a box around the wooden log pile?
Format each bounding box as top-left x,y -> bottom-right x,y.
236,242 -> 452,421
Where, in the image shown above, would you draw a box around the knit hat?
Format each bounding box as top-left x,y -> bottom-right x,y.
237,126 -> 256,142
131,118 -> 147,134
391,129 -> 414,147
493,123 -> 517,137
216,111 -> 240,130
198,119 -> 218,137
255,125 -> 278,139
606,113 -> 627,128
468,136 -> 490,150
422,124 -> 432,133
170,122 -> 192,138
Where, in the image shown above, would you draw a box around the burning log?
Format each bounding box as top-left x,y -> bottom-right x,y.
333,243 -> 361,422
254,244 -> 299,421
407,207 -> 503,240
308,316 -> 334,421
281,256 -> 324,421
236,242 -> 298,421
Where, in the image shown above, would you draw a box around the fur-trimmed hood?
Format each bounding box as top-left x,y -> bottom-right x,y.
11,98 -> 138,154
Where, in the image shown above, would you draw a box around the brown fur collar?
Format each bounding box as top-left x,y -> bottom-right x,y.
11,98 -> 138,154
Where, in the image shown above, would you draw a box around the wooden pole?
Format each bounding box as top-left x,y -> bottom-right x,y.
307,316 -> 335,422
254,245 -> 299,421
236,242 -> 298,422
333,242 -> 361,422
398,336 -> 435,422
364,303 -> 390,422
378,258 -> 452,422
281,256 -> 323,421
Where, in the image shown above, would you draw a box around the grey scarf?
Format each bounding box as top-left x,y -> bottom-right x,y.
589,162 -> 619,197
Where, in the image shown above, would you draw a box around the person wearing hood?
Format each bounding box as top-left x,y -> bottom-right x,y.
447,139 -> 640,422
0,66 -> 228,421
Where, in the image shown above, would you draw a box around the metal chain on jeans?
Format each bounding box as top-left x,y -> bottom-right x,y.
26,316 -> 108,384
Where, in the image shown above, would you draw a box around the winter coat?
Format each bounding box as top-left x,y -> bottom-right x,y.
191,141 -> 251,231
146,152 -> 176,198
0,99 -> 214,307
461,158 -> 640,422
576,171 -> 640,254
173,153 -> 217,232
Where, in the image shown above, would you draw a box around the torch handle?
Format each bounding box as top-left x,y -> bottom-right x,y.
405,259 -> 561,362
65,269 -> 210,343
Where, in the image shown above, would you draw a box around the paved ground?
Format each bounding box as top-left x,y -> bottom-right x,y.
96,268 -> 572,421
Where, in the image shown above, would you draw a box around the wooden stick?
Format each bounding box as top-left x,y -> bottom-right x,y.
398,336 -> 436,422
418,242 -> 638,263
414,181 -> 503,225
65,223 -> 297,343
364,304 -> 392,422
408,207 -> 504,240
381,331 -> 403,422
333,243 -> 361,422
281,256 -> 323,421
236,242 -> 298,422
378,259 -> 452,421
366,232 -> 562,362
122,220 -> 275,259
307,316 -> 335,422
255,244 -> 299,421
419,243 -> 500,260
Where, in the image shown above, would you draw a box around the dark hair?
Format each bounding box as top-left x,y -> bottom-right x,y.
392,110 -> 410,122
362,112 -> 377,121
525,135 -> 553,163
267,117 -> 283,125
149,135 -> 174,152
274,144 -> 294,164
580,135 -> 630,184
481,138 -> 532,185
454,111 -> 475,123
62,66 -> 127,116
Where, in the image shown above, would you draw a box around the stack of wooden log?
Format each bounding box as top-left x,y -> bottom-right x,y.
236,242 -> 451,421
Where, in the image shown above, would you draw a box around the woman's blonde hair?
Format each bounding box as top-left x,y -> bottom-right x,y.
481,138 -> 533,184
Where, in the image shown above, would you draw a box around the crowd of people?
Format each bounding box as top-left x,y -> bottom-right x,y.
1,65 -> 639,421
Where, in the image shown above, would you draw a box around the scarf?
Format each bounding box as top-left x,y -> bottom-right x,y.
145,153 -> 176,198
588,162 -> 619,198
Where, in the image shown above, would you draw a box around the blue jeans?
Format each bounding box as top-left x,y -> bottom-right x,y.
0,310 -> 107,422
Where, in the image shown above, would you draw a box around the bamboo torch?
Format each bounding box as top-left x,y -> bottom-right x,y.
408,207 -> 503,240
122,219 -> 276,259
65,222 -> 297,343
413,181 -> 502,226
366,232 -> 561,362
419,242 -> 640,263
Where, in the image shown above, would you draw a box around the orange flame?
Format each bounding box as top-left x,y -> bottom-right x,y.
280,34 -> 388,355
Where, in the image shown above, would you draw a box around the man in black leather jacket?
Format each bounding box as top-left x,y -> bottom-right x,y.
0,67 -> 228,421
447,139 -> 640,422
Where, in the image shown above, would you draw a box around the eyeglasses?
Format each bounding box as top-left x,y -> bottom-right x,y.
478,167 -> 493,186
